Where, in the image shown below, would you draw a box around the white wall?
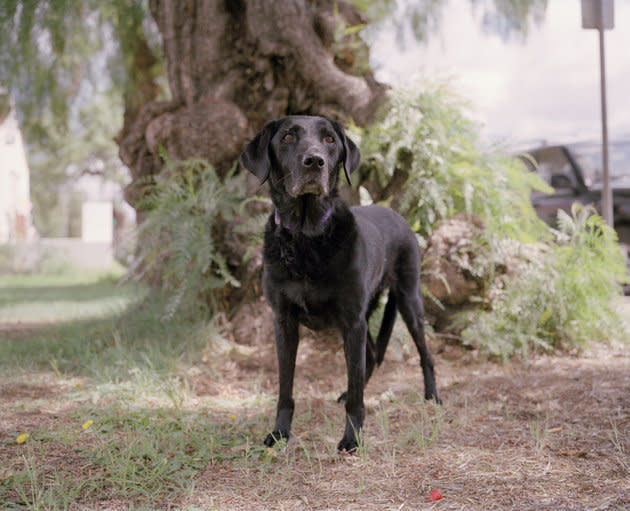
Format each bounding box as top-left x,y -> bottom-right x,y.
0,108 -> 34,242
81,201 -> 113,243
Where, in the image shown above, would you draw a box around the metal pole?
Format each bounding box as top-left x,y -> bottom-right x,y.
599,2 -> 613,227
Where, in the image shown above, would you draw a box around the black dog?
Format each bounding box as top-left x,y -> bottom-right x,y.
240,115 -> 439,452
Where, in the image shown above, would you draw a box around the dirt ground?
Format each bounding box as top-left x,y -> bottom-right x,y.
196,321 -> 630,511
1,305 -> 630,510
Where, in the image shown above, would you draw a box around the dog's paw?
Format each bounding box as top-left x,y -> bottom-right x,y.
263,430 -> 289,447
425,391 -> 442,405
336,391 -> 347,403
336,436 -> 358,454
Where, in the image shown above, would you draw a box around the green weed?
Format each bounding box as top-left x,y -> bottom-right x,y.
609,417 -> 629,474
529,411 -> 549,454
4,434 -> 100,510
3,403 -> 263,509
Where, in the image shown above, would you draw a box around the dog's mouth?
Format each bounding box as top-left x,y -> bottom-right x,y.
290,182 -> 327,198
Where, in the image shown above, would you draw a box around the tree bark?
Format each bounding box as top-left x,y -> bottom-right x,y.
119,0 -> 386,205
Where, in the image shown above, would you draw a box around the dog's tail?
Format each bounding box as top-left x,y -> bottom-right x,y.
375,291 -> 397,366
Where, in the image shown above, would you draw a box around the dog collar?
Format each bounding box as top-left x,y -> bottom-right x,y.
274,207 -> 333,233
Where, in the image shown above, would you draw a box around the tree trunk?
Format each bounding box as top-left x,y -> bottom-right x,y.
119,0 -> 386,204
117,0 -> 386,308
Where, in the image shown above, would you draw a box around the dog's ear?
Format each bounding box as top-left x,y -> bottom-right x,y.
331,120 -> 361,185
240,119 -> 283,184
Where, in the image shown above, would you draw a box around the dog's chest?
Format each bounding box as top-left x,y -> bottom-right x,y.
267,257 -> 347,330
283,278 -> 340,329
283,277 -> 333,307
264,214 -> 357,329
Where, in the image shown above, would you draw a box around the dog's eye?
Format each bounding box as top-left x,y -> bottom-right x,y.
324,135 -> 334,144
283,133 -> 294,142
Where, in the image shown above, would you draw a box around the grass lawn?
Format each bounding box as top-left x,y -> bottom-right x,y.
0,270 -> 142,325
0,270 -> 629,510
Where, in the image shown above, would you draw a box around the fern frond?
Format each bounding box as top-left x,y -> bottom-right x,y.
128,157 -> 246,318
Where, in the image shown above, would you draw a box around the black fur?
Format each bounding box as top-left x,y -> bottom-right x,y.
240,115 -> 440,453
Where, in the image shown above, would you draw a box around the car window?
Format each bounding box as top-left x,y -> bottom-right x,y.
570,142 -> 630,185
531,147 -> 574,190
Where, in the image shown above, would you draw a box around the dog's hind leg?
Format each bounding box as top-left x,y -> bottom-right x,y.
396,286 -> 440,404
337,330 -> 376,404
337,290 -> 397,403
374,290 -> 397,365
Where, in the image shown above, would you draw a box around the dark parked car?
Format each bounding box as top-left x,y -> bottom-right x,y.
518,141 -> 630,246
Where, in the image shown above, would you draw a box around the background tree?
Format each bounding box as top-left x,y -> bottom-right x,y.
0,0 -> 548,306
28,93 -> 129,236
0,1 -> 162,236
1,0 -> 547,207
117,0 -> 388,208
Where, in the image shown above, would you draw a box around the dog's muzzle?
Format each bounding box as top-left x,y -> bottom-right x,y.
290,182 -> 328,197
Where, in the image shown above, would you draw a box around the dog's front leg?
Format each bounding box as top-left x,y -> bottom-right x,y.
338,320 -> 367,452
264,311 -> 299,447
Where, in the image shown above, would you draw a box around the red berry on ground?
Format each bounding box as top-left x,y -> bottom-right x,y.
429,489 -> 443,501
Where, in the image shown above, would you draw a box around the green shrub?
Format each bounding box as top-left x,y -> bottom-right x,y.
460,204 -> 626,359
357,82 -> 627,357
128,158 -> 245,319
358,82 -> 551,240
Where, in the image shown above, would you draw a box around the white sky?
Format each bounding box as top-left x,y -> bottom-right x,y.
370,0 -> 630,146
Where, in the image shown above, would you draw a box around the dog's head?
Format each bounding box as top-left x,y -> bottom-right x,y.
240,116 -> 360,198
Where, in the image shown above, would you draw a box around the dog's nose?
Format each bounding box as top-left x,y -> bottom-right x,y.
302,153 -> 326,169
